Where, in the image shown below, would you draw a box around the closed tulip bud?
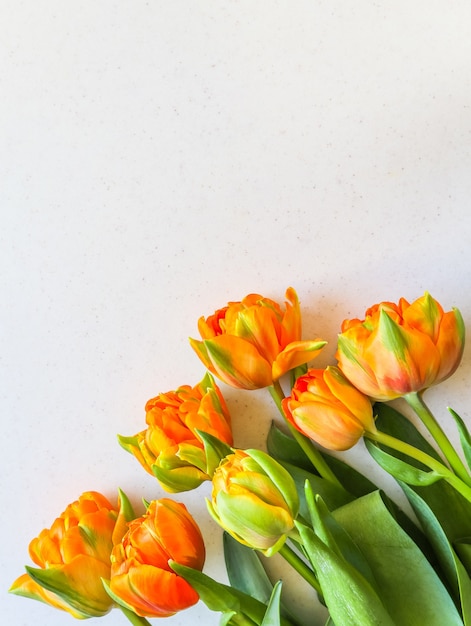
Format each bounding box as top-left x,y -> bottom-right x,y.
9,491 -> 121,619
108,498 -> 205,618
282,366 -> 376,451
119,373 -> 233,492
208,449 -> 299,556
190,287 -> 326,390
336,293 -> 465,401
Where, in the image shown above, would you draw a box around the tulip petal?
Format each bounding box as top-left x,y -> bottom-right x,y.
9,573 -> 91,618
272,339 -> 326,380
111,565 -> 199,617
216,491 -> 293,552
201,335 -> 273,389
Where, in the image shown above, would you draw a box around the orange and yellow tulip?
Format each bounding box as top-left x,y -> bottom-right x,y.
118,373 -> 233,492
108,498 -> 205,618
190,287 -> 326,390
282,366 -> 376,451
336,293 -> 465,401
208,448 -> 299,555
9,491 -> 121,619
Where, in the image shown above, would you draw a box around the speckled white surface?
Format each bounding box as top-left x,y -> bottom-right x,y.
2,2 -> 471,625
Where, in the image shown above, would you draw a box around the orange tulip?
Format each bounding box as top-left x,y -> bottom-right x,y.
336,293 -> 465,401
108,498 -> 205,618
119,373 -> 233,492
189,287 -> 326,390
9,491 -> 121,618
282,367 -> 376,451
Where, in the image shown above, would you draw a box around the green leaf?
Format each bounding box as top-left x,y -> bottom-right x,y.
169,562 -> 240,613
281,462 -> 354,519
303,484 -> 377,590
223,532 -> 274,604
401,484 -> 471,624
365,437 -> 445,485
333,491 -> 464,625
296,520 -> 395,626
223,533 -> 302,626
376,403 -> 471,553
261,581 -> 283,626
448,407 -> 471,472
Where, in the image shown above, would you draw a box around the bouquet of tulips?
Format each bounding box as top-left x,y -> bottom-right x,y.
11,288 -> 471,626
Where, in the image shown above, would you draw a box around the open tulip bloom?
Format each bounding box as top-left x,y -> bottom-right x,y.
11,288 -> 471,626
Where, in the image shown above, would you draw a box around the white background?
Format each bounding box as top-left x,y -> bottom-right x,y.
2,2 -> 471,625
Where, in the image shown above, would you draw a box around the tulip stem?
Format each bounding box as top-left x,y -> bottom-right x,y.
119,606 -> 152,625
364,428 -> 471,503
405,391 -> 471,486
269,382 -> 346,490
279,544 -> 322,594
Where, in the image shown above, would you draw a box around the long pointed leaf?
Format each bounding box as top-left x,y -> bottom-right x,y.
261,581 -> 283,626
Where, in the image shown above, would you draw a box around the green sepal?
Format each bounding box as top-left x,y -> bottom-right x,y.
196,429 -> 233,476
117,433 -> 140,455
117,488 -> 135,523
150,464 -> 206,492
245,449 -> 299,516
378,308 -> 408,361
25,566 -> 109,617
101,578 -> 136,613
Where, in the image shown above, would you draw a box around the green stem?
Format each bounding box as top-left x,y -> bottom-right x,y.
269,382 -> 346,490
364,428 -> 471,503
118,606 -> 152,625
405,391 -> 471,485
279,543 -> 322,594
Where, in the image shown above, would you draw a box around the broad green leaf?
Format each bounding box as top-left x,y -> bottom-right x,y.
402,484 -> 471,624
296,520 -> 395,626
333,491 -> 463,625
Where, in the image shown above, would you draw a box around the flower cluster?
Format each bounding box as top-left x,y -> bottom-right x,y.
10,287 -> 471,626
